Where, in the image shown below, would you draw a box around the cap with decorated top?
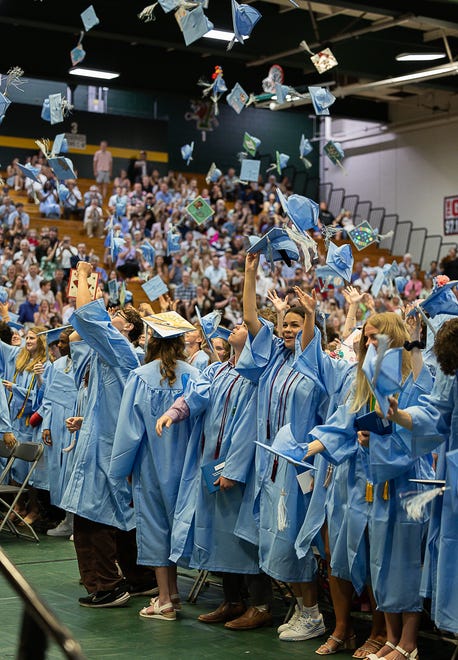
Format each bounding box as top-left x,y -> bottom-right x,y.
143,311 -> 195,338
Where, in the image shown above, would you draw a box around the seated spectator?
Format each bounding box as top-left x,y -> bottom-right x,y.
62,180 -> 84,219
18,291 -> 39,327
440,247 -> 458,280
404,270 -> 423,301
83,198 -> 104,238
39,180 -> 60,218
174,271 -> 197,312
6,158 -> 24,191
115,234 -> 140,279
0,196 -> 16,225
37,279 -> 56,307
7,202 -> 30,230
24,263 -> 43,293
425,260 -> 439,280
55,236 -> 78,278
13,238 -> 37,270
204,254 -> 227,289
398,252 -> 416,278
83,184 -> 103,209
34,299 -> 53,327
221,167 -> 238,202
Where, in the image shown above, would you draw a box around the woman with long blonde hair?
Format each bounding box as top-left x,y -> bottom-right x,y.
304,311 -> 434,660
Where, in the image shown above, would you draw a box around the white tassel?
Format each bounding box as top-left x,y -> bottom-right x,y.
401,487 -> 446,522
277,489 -> 288,531
35,138 -> 52,159
138,3 -> 158,21
299,40 -> 315,56
375,230 -> 394,243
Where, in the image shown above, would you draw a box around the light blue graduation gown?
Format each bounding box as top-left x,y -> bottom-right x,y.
403,370 -> 458,633
170,361 -> 260,574
188,349 -> 210,373
110,359 -> 199,566
293,328 -> 356,566
235,319 -> 323,583
59,299 -> 140,530
310,366 -> 434,612
34,356 -> 78,505
0,383 -> 13,472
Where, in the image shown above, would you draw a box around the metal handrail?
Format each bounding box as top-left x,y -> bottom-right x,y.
0,546 -> 86,660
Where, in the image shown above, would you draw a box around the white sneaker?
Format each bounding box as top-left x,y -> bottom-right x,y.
47,519 -> 73,537
277,605 -> 302,633
279,613 -> 326,641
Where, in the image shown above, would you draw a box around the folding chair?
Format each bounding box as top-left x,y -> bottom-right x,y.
0,442 -> 44,543
0,440 -> 17,485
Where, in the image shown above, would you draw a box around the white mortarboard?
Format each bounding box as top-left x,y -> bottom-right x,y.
240,159 -> 261,183
299,134 -> 313,168
48,156 -> 77,181
179,6 -> 214,46
143,311 -> 195,338
81,5 -> 100,32
141,275 -> 168,301
308,86 -> 336,115
52,133 -> 68,156
49,93 -> 64,125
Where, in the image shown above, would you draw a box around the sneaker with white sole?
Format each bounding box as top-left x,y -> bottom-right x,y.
277,605 -> 302,634
47,519 -> 73,537
279,613 -> 326,641
79,585 -> 130,608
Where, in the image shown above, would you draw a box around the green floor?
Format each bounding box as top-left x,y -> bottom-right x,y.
0,533 -> 456,660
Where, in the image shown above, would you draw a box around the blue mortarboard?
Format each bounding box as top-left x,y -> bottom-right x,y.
420,280 -> 458,318
48,156 -> 77,181
326,241 -> 354,283
143,311 -> 195,338
240,158 -> 261,183
17,163 -> 41,183
213,325 -> 232,342
71,45 -> 86,66
140,241 -> 156,267
243,132 -> 261,157
270,423 -> 313,466
7,320 -> 24,332
181,141 -> 194,166
41,98 -> 51,122
371,268 -> 386,298
395,276 -> 408,294
230,0 -> 262,47
324,140 -> 345,166
315,265 -> 343,291
49,93 -> 64,125
180,6 -> 214,46
159,0 -> 180,11
0,286 -> 9,303
308,86 -> 336,115
247,227 -> 299,268
167,229 -> 181,255
52,133 -> 68,155
274,82 -> 290,104
81,5 -> 100,32
276,188 -> 319,233
195,307 -> 222,353
362,341 -> 403,417
141,275 -> 168,302
107,228 -> 125,261
205,162 -> 222,184
299,134 -> 313,157
36,325 -> 72,346
58,183 -> 69,202
226,82 -> 249,114
0,93 -> 12,124
276,151 -> 289,174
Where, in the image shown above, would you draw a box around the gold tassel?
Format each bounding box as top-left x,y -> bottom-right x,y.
382,481 -> 390,500
365,482 -> 373,502
323,464 -> 334,488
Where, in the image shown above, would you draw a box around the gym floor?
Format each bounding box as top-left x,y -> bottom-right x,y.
0,534 -> 455,659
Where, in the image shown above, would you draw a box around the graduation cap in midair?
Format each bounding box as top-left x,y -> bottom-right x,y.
0,67 -> 26,125
247,227 -> 299,272
167,228 -> 182,255
243,132 -> 261,157
308,86 -> 336,115
324,140 -> 345,169
326,241 -> 354,283
205,162 -> 222,184
276,188 -> 319,233
0,286 -> 9,303
198,65 -> 227,116
228,0 -> 262,51
140,241 -> 156,267
181,141 -> 194,166
178,5 -> 214,47
361,336 -> 403,418
267,151 -> 289,175
17,163 -> 41,183
299,134 -> 313,169
300,41 -> 338,74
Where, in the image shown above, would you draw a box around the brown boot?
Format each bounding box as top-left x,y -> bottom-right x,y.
198,601 -> 246,624
224,606 -> 273,630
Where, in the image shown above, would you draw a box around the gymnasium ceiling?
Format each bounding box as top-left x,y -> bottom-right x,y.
1,0 -> 458,122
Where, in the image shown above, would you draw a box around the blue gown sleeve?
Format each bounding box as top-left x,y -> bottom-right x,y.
0,340 -> 20,376
70,340 -> 93,389
70,299 -> 139,371
221,388 -> 257,484
182,363 -> 216,417
0,384 -> 12,434
309,403 -> 359,465
235,317 -> 274,382
110,372 -> 146,479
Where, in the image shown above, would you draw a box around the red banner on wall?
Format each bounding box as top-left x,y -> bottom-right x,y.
444,196 -> 458,235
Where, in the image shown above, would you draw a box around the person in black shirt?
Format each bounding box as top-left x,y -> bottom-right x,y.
318,201 -> 335,227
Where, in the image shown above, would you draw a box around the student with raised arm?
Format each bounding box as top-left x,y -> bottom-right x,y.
232,252 -> 326,640
385,317 -> 458,637
59,261 -> 156,609
302,312 -> 435,660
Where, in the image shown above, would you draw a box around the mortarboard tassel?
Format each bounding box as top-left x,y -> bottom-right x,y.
4,67 -> 26,94
382,480 -> 390,500
374,229 -> 394,243
277,489 -> 288,531
35,138 -> 52,159
365,482 -> 374,502
138,3 -> 159,21
323,464 -> 334,488
401,487 -> 447,522
299,40 -> 314,56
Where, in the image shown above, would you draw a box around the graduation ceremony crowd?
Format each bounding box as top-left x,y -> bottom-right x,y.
0,154 -> 457,660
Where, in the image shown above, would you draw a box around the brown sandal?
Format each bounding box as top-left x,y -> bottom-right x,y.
352,639 -> 384,658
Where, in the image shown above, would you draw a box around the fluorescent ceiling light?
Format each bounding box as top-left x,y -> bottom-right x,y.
396,52 -> 446,61
69,67 -> 119,80
204,29 -> 248,41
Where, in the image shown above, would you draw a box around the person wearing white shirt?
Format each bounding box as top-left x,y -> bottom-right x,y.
203,255 -> 227,289
24,263 -> 43,293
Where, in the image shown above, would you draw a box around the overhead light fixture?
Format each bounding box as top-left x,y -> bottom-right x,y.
396,52 -> 446,62
69,67 -> 120,80
204,29 -> 248,42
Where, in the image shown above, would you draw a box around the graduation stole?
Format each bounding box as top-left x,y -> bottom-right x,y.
8,369 -> 36,422
365,396 -> 389,502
